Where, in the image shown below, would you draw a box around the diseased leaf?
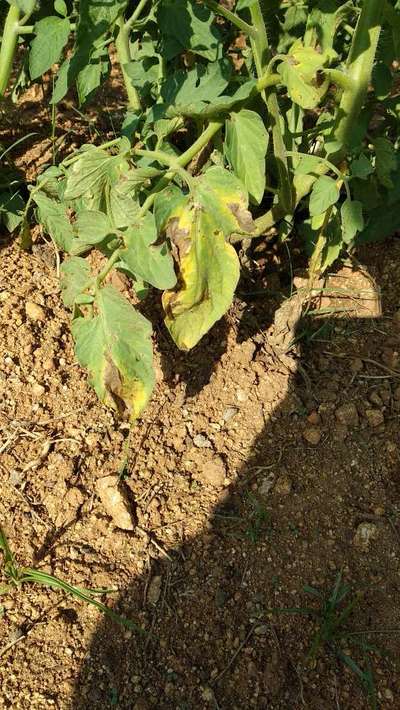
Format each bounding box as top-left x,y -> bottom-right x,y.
341,199 -> 364,244
33,192 -> 74,252
60,256 -> 92,307
278,40 -> 328,109
29,17 -> 70,80
154,185 -> 187,233
63,148 -> 128,206
309,175 -> 339,216
72,285 -> 155,420
162,208 -> 240,350
225,109 -> 269,204
119,212 -> 177,290
193,167 -> 256,236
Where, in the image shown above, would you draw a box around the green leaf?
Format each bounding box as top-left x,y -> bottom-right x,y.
29,17 -> 70,80
158,0 -> 221,61
165,79 -> 256,119
54,0 -> 68,17
161,59 -> 231,106
372,61 -> 393,100
76,47 -> 110,105
341,199 -> 364,244
278,40 -> 327,109
60,257 -> 92,307
119,212 -> 177,290
225,109 -> 269,205
162,208 -> 240,350
72,285 -> 155,420
350,154 -> 373,180
236,0 -> 257,8
0,191 -> 24,232
373,137 -> 396,188
33,192 -> 74,252
309,175 -> 339,216
294,153 -> 322,176
154,185 -> 187,233
15,0 -> 35,13
73,210 -> 113,247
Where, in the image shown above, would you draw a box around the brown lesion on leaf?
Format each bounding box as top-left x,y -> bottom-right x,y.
104,356 -> 129,418
228,203 -> 256,233
166,217 -> 191,260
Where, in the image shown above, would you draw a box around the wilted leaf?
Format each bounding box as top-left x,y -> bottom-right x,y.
225,109 -> 269,205
162,205 -> 240,350
72,285 -> 155,419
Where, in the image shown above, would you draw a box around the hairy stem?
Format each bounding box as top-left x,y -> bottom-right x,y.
124,0 -> 150,30
115,17 -> 141,111
333,0 -> 383,149
0,3 -> 20,95
201,0 -> 257,37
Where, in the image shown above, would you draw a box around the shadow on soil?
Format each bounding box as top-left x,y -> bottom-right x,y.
70,264 -> 400,710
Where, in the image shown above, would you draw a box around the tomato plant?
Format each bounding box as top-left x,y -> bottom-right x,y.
0,0 -> 399,419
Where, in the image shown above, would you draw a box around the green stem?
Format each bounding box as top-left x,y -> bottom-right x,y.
333,0 -> 383,149
115,17 -> 141,111
96,249 -> 121,286
18,22 -> 76,34
324,69 -> 356,93
138,121 -> 223,216
201,0 -> 257,37
124,0 -> 150,31
0,3 -> 20,96
256,72 -> 281,92
134,148 -> 194,189
249,2 -> 293,214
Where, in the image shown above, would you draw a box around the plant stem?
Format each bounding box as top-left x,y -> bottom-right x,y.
333,0 -> 383,149
134,148 -> 194,189
201,0 -> 257,38
256,72 -> 281,92
0,3 -> 20,95
115,17 -> 141,111
324,69 -> 356,93
249,2 -> 293,214
96,249 -> 121,286
138,121 -> 223,216
124,0 -> 150,31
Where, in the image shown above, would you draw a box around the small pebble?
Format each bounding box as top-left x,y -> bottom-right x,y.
193,433 -> 212,448
32,383 -> 45,398
353,522 -> 378,548
335,403 -> 359,427
147,575 -> 162,605
303,426 -> 321,445
25,301 -> 46,322
274,476 -> 292,495
365,408 -> 384,427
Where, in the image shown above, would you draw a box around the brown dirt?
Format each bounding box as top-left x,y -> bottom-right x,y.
1,81 -> 400,710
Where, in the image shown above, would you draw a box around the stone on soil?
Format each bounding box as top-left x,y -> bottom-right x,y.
96,475 -> 135,530
335,403 -> 359,427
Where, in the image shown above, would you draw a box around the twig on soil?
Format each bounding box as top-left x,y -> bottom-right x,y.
322,351 -> 400,379
211,623 -> 257,685
0,632 -> 27,659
